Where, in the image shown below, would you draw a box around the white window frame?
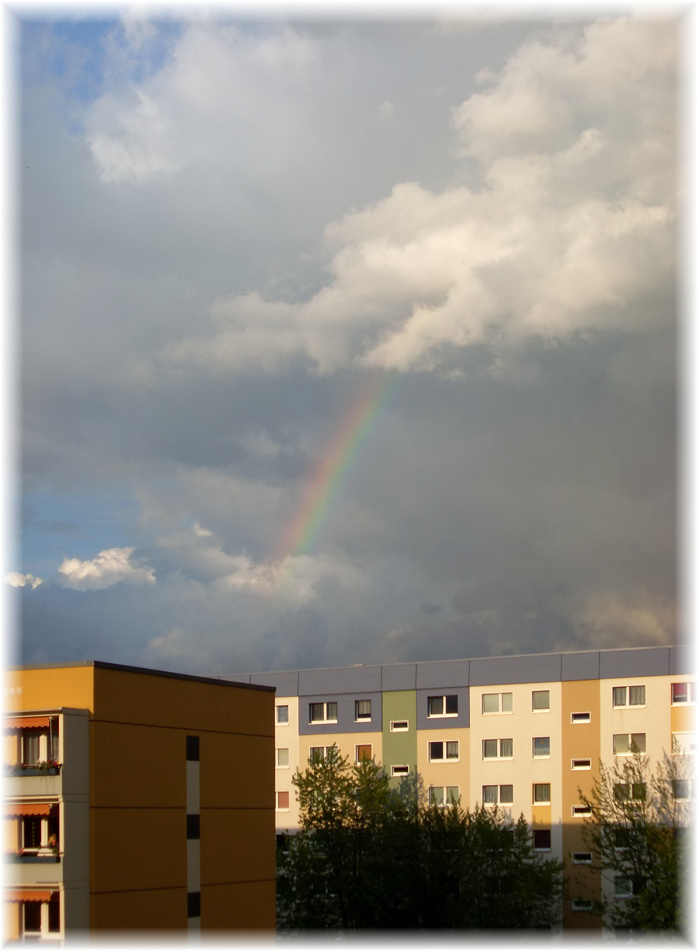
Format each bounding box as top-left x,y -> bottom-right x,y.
390,764 -> 409,777
355,744 -> 372,763
572,805 -> 592,817
354,700 -> 372,722
482,738 -> 513,759
672,779 -> 691,801
613,733 -> 646,756
571,852 -> 592,864
532,829 -> 551,852
614,876 -> 633,899
308,746 -> 331,762
22,900 -> 60,940
612,684 -> 646,708
275,790 -> 290,812
309,701 -> 338,724
427,695 -> 458,718
571,899 -> 593,912
532,690 -> 550,712
532,736 -> 550,758
571,712 -> 591,724
482,784 -> 513,806
672,732 -> 696,754
429,785 -> 460,807
571,758 -> 591,770
671,682 -> 696,705
275,748 -> 290,769
390,720 -> 409,732
276,705 -> 289,725
482,692 -> 513,715
533,783 -> 551,805
428,740 -> 459,762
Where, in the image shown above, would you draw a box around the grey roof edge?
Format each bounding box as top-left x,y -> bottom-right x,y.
227,644 -> 688,687
10,660 -> 275,692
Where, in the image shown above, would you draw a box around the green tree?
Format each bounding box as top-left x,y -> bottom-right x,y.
277,745 -> 564,931
579,747 -> 691,932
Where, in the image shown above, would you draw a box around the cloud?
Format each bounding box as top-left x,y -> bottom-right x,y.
57,547 -> 156,590
5,573 -> 43,589
156,17 -> 675,377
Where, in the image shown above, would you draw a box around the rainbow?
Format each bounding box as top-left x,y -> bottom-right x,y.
272,370 -> 398,575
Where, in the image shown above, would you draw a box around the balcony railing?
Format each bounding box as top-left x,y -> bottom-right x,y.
5,850 -> 61,864
4,762 -> 61,777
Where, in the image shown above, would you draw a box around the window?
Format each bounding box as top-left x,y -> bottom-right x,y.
614,876 -> 634,898
186,814 -> 200,839
613,685 -> 646,707
22,733 -> 40,766
309,701 -> 338,723
482,738 -> 513,759
614,783 -> 646,801
391,765 -> 409,777
533,783 -> 551,804
482,784 -> 513,805
355,700 -> 371,721
428,740 -> 459,762
309,746 -> 331,762
276,748 -> 289,768
613,733 -> 646,755
571,712 -> 591,723
187,892 -> 201,918
572,899 -> 593,912
532,690 -> 550,711
672,779 -> 691,801
429,785 -> 459,807
186,735 -> 199,761
533,736 -> 550,758
571,758 -> 591,770
355,744 -> 372,762
572,852 -> 592,864
482,692 -> 513,714
390,720 -> 408,731
276,791 -> 290,810
23,901 -> 42,936
22,817 -> 42,850
614,829 -> 631,850
572,805 -> 591,817
671,682 -> 696,705
276,705 -> 289,724
672,732 -> 696,754
427,695 -> 458,717
533,829 -> 551,851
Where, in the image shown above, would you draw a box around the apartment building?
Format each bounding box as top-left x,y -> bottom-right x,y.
229,644 -> 693,930
3,661 -> 276,941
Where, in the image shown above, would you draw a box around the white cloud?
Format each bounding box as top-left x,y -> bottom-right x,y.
57,547 -> 156,590
156,18 -> 675,376
5,572 -> 43,589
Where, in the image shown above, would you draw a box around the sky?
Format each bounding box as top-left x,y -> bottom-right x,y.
3,2 -> 684,677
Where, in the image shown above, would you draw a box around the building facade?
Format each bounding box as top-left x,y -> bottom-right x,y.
3,661 -> 276,940
229,645 -> 693,930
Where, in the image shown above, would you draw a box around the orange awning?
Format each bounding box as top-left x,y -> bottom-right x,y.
4,717 -> 54,730
3,803 -> 54,817
5,891 -> 56,903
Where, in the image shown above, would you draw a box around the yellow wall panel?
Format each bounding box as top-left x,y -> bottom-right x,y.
200,733 -> 275,810
200,808 -> 275,886
90,721 -> 186,808
202,881 -> 276,931
91,808 -> 186,894
91,886 -> 187,931
4,667 -> 94,714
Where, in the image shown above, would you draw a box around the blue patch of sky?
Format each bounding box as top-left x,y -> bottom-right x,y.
21,489 -> 144,578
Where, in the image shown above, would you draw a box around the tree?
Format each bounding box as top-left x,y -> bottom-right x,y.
579,746 -> 692,932
277,745 -> 564,931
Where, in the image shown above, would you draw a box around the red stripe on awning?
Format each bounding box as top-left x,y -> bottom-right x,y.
3,803 -> 53,817
4,717 -> 54,730
6,890 -> 56,903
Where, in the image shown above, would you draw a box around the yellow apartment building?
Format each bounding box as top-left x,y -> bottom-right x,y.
3,661 -> 276,940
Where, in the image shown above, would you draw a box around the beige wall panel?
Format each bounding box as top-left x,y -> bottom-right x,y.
200,733 -> 274,810
4,667 -> 95,714
91,886 -> 187,931
3,900 -> 21,941
93,667 -> 274,736
90,722 -> 187,808
202,880 -> 276,931
5,816 -> 19,852
200,808 -> 275,886
671,705 -> 694,734
91,808 -> 186,893
4,732 -> 18,763
561,680 -> 600,818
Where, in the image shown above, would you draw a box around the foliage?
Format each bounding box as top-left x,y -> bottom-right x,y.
277,745 -> 564,931
579,747 -> 692,932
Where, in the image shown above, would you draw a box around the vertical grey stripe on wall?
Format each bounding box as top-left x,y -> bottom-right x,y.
186,736 -> 201,929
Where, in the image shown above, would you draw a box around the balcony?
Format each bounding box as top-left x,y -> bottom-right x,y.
4,853 -> 64,886
4,764 -> 62,798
